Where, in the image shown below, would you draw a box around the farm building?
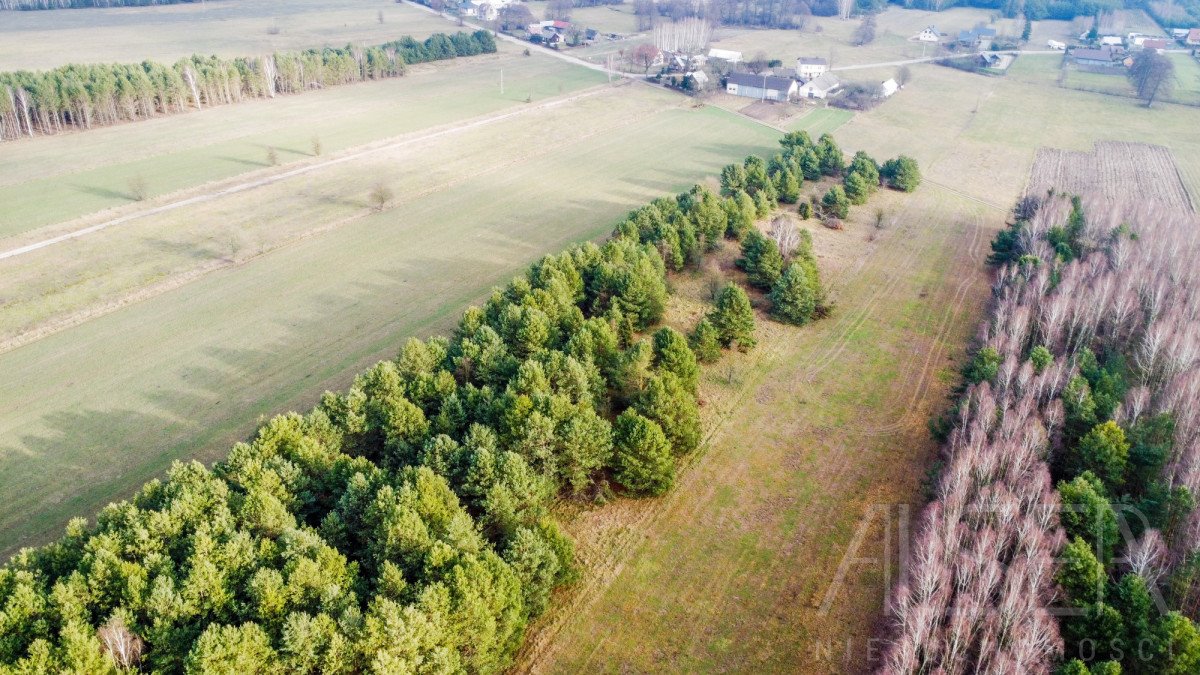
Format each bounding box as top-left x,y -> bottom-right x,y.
725,72 -> 798,101
708,48 -> 743,63
1099,35 -> 1124,47
1047,39 -> 1066,50
1071,47 -> 1124,67
795,56 -> 829,81
917,26 -> 942,42
956,26 -> 997,47
1141,38 -> 1168,52
878,78 -> 899,98
977,52 -> 1014,71
796,73 -> 841,99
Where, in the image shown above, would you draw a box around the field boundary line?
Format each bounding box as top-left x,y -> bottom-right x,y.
0,93 -> 660,357
0,85 -> 614,262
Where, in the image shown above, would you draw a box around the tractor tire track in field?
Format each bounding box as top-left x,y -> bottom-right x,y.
0,85 -> 615,262
515,183 -> 990,672
0,86 -> 652,357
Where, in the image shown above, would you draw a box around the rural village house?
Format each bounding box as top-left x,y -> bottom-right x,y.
796,73 -> 841,99
795,56 -> 828,81
1071,45 -> 1125,67
1188,28 -> 1200,45
956,26 -> 997,47
916,26 -> 942,42
878,78 -> 899,98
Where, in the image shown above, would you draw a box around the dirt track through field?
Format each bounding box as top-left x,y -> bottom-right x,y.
0,85 -> 613,261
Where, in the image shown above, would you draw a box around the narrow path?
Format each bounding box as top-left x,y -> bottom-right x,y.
831,49 -> 1063,71
0,85 -> 611,261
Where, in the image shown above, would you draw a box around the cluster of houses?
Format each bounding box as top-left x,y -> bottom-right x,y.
721,55 -> 898,104
915,24 -> 998,49
1067,28 -> 1200,68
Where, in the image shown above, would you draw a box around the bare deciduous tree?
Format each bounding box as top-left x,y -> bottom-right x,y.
98,615 -> 143,670
769,216 -> 800,258
370,182 -> 394,211
127,175 -> 148,201
629,43 -> 661,73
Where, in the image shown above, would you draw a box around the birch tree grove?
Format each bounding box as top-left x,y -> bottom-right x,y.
881,189 -> 1200,672
0,31 -> 497,141
653,17 -> 713,55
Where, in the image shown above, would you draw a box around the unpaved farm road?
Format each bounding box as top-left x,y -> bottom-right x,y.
831,49 -> 1063,71
404,0 -> 641,79
0,85 -> 612,262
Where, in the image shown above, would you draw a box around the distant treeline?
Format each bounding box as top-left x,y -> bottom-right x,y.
0,0 -> 202,9
647,0 -> 1125,28
0,31 -> 496,141
890,0 -> 1123,21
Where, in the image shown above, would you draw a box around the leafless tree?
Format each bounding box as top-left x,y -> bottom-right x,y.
629,43 -> 661,73
370,182 -> 394,211
1128,51 -> 1175,108
746,51 -> 770,74
769,216 -> 800,258
127,175 -> 149,201
98,615 -> 143,670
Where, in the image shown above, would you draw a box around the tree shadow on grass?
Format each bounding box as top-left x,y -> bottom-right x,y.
214,154 -> 270,168
71,183 -> 134,201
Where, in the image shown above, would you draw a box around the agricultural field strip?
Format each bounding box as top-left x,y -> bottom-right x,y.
1027,142 -> 1196,212
0,85 -> 612,262
0,0 -> 455,70
0,85 -> 660,355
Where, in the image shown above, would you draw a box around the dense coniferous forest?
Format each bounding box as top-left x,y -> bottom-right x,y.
0,31 -> 496,141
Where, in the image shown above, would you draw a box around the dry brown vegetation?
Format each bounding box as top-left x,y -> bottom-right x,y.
1026,142 -> 1195,214
881,144 -> 1200,673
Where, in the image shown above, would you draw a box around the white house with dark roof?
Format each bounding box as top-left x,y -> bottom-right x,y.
795,56 -> 828,81
917,26 -> 942,42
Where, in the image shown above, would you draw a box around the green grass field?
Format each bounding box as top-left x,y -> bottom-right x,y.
0,0 -> 451,70
0,48 -> 606,237
786,107 -> 855,135
1008,52 -> 1200,107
